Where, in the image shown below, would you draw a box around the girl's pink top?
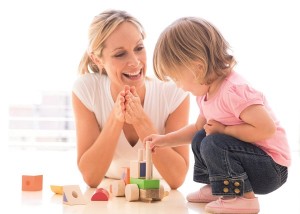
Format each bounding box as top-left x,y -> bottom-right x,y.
196,71 -> 291,167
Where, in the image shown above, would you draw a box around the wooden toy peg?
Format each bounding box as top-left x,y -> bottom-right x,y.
145,141 -> 152,179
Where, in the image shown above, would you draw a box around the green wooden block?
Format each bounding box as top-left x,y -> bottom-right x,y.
130,178 -> 160,189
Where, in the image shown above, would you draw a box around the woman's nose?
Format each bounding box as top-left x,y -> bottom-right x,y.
128,54 -> 140,67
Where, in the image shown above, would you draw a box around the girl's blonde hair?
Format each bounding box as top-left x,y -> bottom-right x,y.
78,10 -> 146,74
153,17 -> 236,84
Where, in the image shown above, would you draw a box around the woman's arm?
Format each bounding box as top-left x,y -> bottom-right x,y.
150,96 -> 190,189
72,92 -> 124,188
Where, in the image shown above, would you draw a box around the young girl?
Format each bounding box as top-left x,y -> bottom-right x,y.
144,17 -> 291,213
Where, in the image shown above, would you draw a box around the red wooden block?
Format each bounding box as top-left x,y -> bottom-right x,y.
91,188 -> 109,201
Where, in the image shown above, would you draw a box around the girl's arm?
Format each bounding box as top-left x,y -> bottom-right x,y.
145,114 -> 206,148
206,104 -> 276,142
72,92 -> 125,188
225,104 -> 276,142
142,113 -> 207,189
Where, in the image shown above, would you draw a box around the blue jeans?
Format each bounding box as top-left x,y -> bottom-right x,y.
191,129 -> 288,196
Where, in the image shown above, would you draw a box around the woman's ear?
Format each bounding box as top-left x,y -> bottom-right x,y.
90,53 -> 102,67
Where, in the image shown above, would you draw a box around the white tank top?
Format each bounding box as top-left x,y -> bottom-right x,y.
73,73 -> 188,178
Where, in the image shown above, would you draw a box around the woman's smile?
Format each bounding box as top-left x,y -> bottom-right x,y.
122,69 -> 143,81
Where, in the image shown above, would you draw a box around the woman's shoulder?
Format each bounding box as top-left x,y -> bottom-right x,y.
75,72 -> 103,83
73,73 -> 109,96
74,73 -> 108,88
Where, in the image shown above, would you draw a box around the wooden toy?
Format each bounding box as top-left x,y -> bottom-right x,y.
63,185 -> 86,205
22,175 -> 43,191
111,180 -> 125,196
50,185 -> 63,195
125,184 -> 139,201
111,141 -> 168,202
91,188 -> 109,201
121,167 -> 130,184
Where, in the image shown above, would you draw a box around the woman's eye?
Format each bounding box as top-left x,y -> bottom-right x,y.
114,52 -> 126,58
136,46 -> 144,52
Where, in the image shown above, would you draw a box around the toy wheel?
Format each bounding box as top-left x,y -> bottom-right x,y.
125,184 -> 139,201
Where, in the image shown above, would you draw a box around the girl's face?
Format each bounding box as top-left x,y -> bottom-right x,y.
173,68 -> 209,97
99,22 -> 147,91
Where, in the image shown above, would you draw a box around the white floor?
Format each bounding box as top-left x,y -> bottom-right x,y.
2,148 -> 299,213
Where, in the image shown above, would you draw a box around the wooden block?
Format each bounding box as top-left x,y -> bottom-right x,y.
130,160 -> 146,179
91,188 -> 109,201
125,184 -> 139,202
22,175 -> 43,191
50,185 -> 63,195
130,178 -> 160,189
158,185 -> 166,200
139,188 -> 160,199
121,167 -> 130,185
140,185 -> 165,200
63,185 -> 86,205
111,180 -> 125,197
145,141 -> 152,179
137,149 -> 144,161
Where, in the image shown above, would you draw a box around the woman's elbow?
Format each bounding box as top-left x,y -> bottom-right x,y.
82,174 -> 101,188
167,167 -> 189,189
78,164 -> 102,188
168,177 -> 186,190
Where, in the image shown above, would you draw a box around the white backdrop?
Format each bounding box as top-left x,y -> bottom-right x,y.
0,0 -> 299,151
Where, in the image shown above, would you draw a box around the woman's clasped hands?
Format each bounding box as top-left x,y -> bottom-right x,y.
114,85 -> 144,124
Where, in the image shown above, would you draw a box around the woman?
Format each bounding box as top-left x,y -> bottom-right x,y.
72,9 -> 190,189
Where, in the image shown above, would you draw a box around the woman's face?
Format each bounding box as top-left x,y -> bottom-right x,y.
100,21 -> 147,90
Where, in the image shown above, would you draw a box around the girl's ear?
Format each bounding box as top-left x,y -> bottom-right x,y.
197,62 -> 204,71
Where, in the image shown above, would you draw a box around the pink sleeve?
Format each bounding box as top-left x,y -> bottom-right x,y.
225,84 -> 265,118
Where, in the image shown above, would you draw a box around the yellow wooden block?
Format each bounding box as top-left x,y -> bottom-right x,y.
50,185 -> 63,195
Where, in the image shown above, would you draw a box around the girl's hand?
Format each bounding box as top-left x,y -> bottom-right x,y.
204,120 -> 226,135
124,86 -> 145,124
144,134 -> 169,152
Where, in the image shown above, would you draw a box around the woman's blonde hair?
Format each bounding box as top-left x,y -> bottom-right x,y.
153,17 -> 236,84
78,10 -> 146,74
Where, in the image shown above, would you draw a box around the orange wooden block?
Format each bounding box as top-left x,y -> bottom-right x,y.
121,167 -> 130,185
22,175 -> 43,191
